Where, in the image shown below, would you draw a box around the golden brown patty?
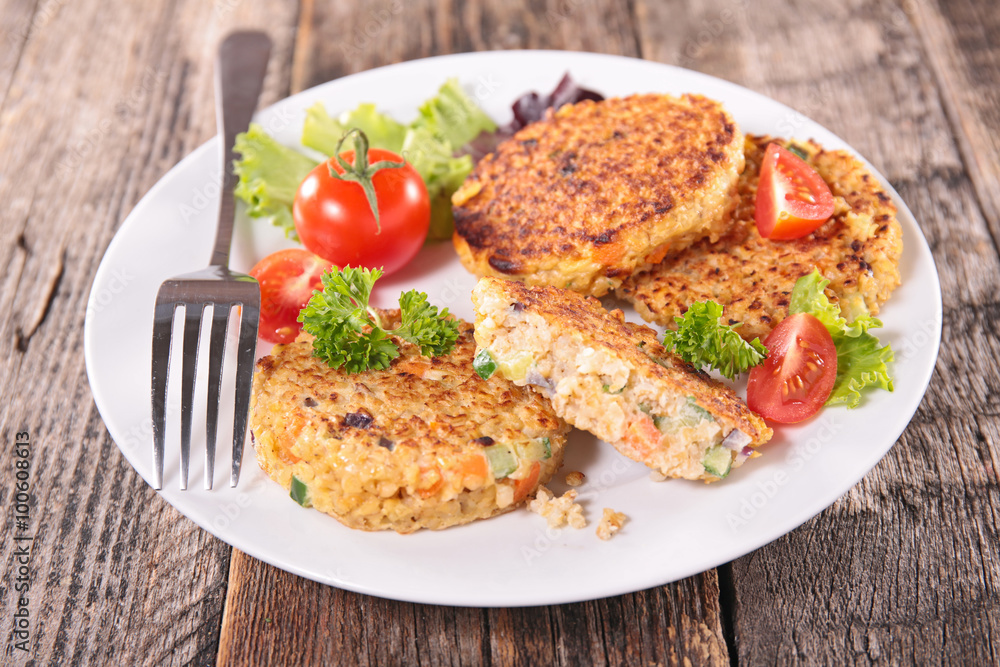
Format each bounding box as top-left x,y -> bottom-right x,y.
249,310 -> 570,533
472,278 -> 771,482
452,94 -> 745,297
617,135 -> 903,340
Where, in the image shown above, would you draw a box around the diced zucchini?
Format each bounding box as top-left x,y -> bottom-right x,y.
685,397 -> 714,420
540,437 -> 552,459
702,445 -> 733,478
290,475 -> 311,507
787,143 -> 809,160
498,351 -> 534,381
514,437 -> 552,462
602,384 -> 625,394
484,443 -> 517,478
473,348 -> 497,380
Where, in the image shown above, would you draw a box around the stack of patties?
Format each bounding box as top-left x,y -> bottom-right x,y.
472,277 -> 772,482
452,93 -> 744,296
617,135 -> 904,339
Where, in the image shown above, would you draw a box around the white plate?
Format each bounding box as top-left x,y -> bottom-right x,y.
84,51 -> 942,606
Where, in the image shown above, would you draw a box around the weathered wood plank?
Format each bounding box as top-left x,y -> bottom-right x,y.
290,0 -> 640,92
0,0 -> 299,663
911,0 -> 1000,254
630,0 -> 1000,662
0,0 -> 39,110
217,1 -> 732,665
217,550 -> 729,667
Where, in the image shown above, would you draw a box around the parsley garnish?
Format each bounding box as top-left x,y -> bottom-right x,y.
661,301 -> 767,380
299,266 -> 460,373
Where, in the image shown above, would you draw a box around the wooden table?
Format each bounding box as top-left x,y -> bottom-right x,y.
2,0 -> 998,663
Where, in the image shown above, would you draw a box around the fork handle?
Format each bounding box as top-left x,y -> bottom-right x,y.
212,31 -> 272,267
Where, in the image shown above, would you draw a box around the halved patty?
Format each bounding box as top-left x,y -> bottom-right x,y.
453,94 -> 745,297
471,278 -> 771,482
617,135 -> 904,340
249,310 -> 570,533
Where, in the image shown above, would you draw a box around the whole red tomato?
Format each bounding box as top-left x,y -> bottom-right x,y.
293,136 -> 430,275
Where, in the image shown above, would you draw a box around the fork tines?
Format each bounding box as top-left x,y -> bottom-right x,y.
151,284 -> 259,490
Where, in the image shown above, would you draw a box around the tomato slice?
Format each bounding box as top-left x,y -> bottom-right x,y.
746,313 -> 838,424
249,249 -> 331,344
755,143 -> 835,240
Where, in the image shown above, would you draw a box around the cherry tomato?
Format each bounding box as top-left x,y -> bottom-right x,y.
755,143 -> 835,240
293,148 -> 430,275
249,249 -> 331,344
747,313 -> 838,424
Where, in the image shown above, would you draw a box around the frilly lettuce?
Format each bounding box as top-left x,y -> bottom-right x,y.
302,102 -> 406,156
232,124 -> 319,239
789,270 -> 894,407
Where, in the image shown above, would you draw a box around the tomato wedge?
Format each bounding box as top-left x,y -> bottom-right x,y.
755,143 -> 835,240
747,313 -> 838,424
249,249 -> 331,345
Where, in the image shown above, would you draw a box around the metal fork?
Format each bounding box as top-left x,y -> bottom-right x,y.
151,31 -> 271,490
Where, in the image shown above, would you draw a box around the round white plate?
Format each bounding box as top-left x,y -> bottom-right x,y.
84,51 -> 942,606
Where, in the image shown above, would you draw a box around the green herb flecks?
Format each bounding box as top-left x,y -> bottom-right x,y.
473,348 -> 498,380
290,475 -> 311,507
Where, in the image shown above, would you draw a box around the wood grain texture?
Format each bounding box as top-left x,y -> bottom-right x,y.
0,0 -> 299,663
911,0 -> 1000,257
217,549 -> 729,667
631,0 -> 1000,662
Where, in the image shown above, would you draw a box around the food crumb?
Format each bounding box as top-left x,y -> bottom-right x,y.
596,508 -> 627,540
528,486 -> 586,529
564,471 -> 586,487
649,470 -> 668,482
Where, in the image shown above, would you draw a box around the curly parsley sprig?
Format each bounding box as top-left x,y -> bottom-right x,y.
298,266 -> 460,373
661,301 -> 767,380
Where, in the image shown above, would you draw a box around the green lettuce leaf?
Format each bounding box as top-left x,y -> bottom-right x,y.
301,102 -> 406,155
411,78 -> 497,149
789,270 -> 894,408
233,124 -> 319,239
400,126 -> 475,240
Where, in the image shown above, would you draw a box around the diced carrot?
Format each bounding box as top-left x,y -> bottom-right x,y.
460,454 -> 489,480
417,466 -> 445,499
623,416 -> 660,459
594,241 -> 625,266
512,461 -> 542,504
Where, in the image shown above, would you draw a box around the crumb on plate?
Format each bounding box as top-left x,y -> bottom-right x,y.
528,486 -> 586,529
596,508 -> 627,540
